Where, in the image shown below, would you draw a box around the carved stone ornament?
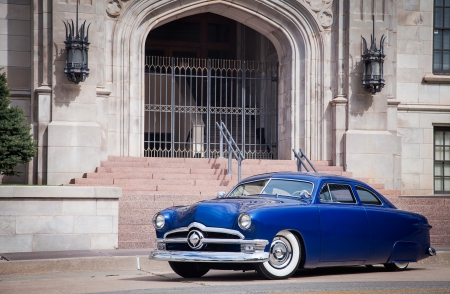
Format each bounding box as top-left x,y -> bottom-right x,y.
107,0 -> 123,17
303,0 -> 334,28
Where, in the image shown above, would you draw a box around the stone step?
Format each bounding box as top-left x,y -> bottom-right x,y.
72,178 -> 114,186
112,178 -> 236,187
84,172 -> 233,181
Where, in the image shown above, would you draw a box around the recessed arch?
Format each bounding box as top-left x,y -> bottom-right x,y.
109,0 -> 327,160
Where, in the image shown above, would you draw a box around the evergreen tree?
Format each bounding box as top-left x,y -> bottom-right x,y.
0,69 -> 36,177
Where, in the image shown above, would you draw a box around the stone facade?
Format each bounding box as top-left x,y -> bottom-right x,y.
0,0 -> 449,195
0,186 -> 121,253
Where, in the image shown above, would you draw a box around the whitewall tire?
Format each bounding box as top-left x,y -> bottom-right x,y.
255,230 -> 301,279
384,262 -> 409,271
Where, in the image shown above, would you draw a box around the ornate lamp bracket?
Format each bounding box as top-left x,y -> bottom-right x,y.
361,7 -> 386,94
63,0 -> 90,84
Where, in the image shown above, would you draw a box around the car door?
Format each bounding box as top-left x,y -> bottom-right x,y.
318,183 -> 369,265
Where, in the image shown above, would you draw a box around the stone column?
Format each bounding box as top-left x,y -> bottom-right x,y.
343,0 -> 401,190
46,1 -> 102,185
34,86 -> 52,185
330,96 -> 348,167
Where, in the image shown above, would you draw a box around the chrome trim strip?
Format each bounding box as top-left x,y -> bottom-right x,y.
149,250 -> 269,263
156,238 -> 269,246
164,222 -> 245,239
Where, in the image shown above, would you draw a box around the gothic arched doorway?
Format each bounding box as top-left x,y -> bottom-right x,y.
143,13 -> 279,159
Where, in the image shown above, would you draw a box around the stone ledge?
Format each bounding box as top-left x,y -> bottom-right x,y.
397,103 -> 450,112
0,186 -> 122,199
423,74 -> 450,83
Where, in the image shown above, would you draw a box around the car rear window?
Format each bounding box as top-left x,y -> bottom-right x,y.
356,186 -> 382,205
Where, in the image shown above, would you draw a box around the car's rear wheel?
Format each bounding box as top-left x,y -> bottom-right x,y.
383,262 -> 409,271
255,230 -> 301,280
168,261 -> 210,278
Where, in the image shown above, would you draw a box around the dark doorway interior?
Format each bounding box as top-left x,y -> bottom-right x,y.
145,13 -> 237,60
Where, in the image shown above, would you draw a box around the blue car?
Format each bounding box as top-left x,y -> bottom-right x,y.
149,172 -> 436,279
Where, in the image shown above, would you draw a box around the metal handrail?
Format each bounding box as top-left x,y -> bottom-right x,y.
292,149 -> 317,173
216,121 -> 245,182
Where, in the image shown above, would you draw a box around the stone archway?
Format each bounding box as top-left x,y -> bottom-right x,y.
108,0 -> 332,160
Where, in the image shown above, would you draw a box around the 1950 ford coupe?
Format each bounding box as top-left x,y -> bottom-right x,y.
149,172 -> 436,279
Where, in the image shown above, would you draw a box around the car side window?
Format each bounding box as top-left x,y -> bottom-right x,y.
319,185 -> 332,202
328,184 -> 356,203
319,184 -> 356,204
356,186 -> 382,205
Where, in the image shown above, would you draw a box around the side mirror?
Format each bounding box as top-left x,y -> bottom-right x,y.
217,191 -> 226,198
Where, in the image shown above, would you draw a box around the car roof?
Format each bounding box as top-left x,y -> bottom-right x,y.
240,171 -> 368,186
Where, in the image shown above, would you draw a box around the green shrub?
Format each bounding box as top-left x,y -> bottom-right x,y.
0,69 -> 36,176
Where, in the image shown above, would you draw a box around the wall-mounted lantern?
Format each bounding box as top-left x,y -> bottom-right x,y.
63,0 -> 90,84
361,8 -> 386,94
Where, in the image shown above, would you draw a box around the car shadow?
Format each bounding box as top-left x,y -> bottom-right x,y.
121,265 -> 425,283
293,265 -> 421,278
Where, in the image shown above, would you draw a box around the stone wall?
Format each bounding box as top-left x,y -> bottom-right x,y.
396,0 -> 450,195
0,186 -> 121,253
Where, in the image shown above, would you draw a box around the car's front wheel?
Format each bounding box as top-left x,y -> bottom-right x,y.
255,230 -> 301,280
168,261 -> 210,278
383,262 -> 409,271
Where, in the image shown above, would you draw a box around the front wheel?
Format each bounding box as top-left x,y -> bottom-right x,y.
168,262 -> 210,278
255,230 -> 301,280
383,262 -> 409,271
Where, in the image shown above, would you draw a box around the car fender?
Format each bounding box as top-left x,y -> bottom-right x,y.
388,241 -> 422,263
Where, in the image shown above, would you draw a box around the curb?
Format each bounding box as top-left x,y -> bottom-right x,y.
1,251 -> 448,277
0,255 -> 171,276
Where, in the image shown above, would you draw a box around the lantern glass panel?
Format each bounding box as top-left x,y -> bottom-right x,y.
365,62 -> 372,76
68,49 -> 73,63
84,51 -> 88,66
73,49 -> 83,65
372,61 -> 380,76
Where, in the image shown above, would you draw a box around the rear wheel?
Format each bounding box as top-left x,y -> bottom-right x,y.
384,262 -> 409,271
168,262 -> 210,278
255,230 -> 301,280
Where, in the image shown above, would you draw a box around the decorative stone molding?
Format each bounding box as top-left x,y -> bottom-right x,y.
96,87 -> 112,98
398,104 -> 450,113
423,74 -> 450,84
303,0 -> 333,28
107,0 -> 124,17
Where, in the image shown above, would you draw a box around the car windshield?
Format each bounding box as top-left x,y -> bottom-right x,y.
228,179 -> 314,198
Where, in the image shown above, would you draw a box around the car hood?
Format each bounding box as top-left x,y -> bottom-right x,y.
170,196 -> 305,229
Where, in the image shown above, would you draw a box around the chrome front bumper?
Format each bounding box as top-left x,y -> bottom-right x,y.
149,250 -> 269,263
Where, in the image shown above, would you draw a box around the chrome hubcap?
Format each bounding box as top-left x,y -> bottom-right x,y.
268,237 -> 292,269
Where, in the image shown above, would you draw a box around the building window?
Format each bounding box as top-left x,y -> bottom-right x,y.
434,127 -> 450,193
434,1 -> 450,73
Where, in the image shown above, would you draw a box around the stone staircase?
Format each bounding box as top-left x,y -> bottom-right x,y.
68,156 -> 450,249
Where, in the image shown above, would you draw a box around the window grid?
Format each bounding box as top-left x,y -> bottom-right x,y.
434,127 -> 450,193
433,0 -> 450,73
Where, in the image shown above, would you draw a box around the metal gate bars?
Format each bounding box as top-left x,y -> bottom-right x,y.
144,57 -> 278,159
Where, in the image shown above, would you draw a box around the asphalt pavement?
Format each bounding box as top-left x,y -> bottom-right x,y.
1,247 -> 450,294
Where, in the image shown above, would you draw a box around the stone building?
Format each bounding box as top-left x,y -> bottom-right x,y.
1,0 -> 449,196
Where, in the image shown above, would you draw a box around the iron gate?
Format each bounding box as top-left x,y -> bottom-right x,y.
144,57 -> 278,159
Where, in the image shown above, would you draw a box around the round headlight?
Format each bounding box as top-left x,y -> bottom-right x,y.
238,213 -> 252,230
153,213 -> 165,229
